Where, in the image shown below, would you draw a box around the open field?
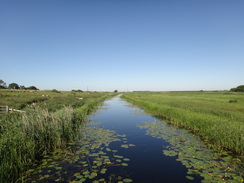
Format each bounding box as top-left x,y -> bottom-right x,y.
0,89 -> 111,112
122,91 -> 244,155
0,89 -> 116,182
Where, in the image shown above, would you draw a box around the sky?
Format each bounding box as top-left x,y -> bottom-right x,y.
0,0 -> 243,91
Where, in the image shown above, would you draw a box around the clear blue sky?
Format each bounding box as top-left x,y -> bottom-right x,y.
1,0 -> 243,91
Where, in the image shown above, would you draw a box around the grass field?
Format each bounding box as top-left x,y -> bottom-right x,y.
122,91 -> 244,155
0,89 -> 110,111
0,89 -> 115,182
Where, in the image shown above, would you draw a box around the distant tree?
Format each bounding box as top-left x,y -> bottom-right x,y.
28,86 -> 39,90
114,90 -> 118,92
0,79 -> 7,89
19,85 -> 26,90
230,85 -> 244,92
8,83 -> 20,89
72,89 -> 83,92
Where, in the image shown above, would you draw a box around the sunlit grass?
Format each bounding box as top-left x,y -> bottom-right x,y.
0,90 -> 115,182
122,91 -> 244,155
0,89 -> 109,111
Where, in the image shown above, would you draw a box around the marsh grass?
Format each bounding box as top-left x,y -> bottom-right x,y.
0,90 -> 115,182
122,91 -> 244,155
0,108 -> 74,181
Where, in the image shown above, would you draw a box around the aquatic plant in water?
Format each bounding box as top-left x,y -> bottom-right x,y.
138,121 -> 243,183
19,124 -> 134,183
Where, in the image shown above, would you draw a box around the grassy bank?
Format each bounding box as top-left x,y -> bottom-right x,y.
122,91 -> 244,155
0,90 -> 116,182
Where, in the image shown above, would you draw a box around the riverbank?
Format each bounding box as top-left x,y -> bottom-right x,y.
20,95 -> 243,183
0,90 -> 116,182
122,91 -> 244,155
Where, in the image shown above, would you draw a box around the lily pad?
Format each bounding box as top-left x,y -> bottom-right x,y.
44,174 -> 50,178
128,144 -> 135,147
186,176 -> 194,180
123,178 -> 133,182
114,155 -> 123,159
100,168 -> 107,174
106,148 -> 111,151
123,158 -> 130,161
121,144 -> 129,148
76,175 -> 84,179
121,163 -> 128,166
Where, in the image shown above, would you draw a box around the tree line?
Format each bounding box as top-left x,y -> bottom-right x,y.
0,79 -> 38,90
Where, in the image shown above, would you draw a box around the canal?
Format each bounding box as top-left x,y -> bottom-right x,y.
22,95 -> 243,183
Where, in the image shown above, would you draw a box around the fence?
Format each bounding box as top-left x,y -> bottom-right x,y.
0,106 -> 25,113
0,106 -> 9,113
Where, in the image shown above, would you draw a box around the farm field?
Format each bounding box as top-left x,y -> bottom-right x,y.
0,89 -> 116,182
122,91 -> 244,155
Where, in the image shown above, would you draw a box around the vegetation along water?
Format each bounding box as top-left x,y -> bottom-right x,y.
0,89 -> 116,182
18,95 -> 243,182
1,90 -> 244,182
122,91 -> 244,155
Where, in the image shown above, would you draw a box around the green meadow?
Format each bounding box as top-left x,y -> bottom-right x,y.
122,91 -> 244,155
0,89 -> 115,182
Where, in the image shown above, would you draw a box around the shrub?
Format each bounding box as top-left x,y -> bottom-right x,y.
229,99 -> 238,103
230,85 -> 244,92
52,89 -> 61,93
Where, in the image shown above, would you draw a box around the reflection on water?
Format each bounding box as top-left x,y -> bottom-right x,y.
20,96 -> 243,183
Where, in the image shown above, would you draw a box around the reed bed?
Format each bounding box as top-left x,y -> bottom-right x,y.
0,91 -> 114,182
122,91 -> 244,155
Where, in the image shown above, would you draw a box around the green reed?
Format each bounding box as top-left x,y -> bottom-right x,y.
0,92 -> 114,182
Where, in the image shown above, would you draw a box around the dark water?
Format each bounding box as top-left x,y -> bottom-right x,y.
22,96 -> 243,183
89,96 -> 198,183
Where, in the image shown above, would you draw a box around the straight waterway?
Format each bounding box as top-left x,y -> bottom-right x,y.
22,95 -> 243,183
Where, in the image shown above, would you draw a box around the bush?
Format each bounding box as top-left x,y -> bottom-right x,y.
229,99 -> 238,103
52,89 -> 61,93
230,85 -> 244,92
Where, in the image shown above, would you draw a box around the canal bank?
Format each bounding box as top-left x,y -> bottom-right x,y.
21,96 -> 243,183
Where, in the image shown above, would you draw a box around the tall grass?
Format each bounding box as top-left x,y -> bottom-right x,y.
0,93 -> 114,182
122,91 -> 244,155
